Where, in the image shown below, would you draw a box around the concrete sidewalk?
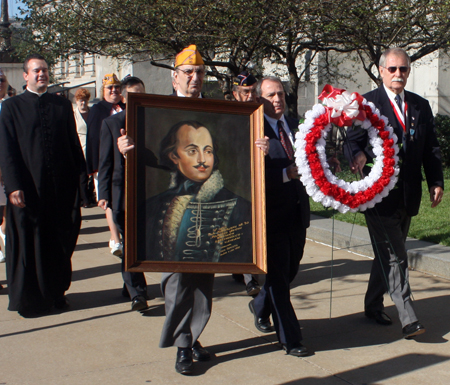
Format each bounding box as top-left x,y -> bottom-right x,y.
0,207 -> 449,384
309,214 -> 450,280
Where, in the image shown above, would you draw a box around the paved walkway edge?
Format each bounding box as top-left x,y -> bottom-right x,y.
308,214 -> 450,280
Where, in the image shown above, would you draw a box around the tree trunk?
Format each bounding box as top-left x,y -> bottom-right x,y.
285,54 -> 299,119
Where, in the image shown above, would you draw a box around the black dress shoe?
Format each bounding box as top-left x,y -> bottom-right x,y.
54,296 -> 69,309
403,321 -> 425,339
175,348 -> 193,375
131,295 -> 148,311
246,279 -> 261,296
283,343 -> 309,357
122,284 -> 130,298
232,274 -> 245,283
192,341 -> 211,361
365,310 -> 392,325
249,300 -> 274,333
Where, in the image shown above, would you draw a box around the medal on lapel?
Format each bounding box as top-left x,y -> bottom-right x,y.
410,117 -> 415,141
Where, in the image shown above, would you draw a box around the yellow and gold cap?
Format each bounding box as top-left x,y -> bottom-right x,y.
175,45 -> 204,67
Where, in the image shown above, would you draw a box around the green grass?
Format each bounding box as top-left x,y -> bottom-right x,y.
310,174 -> 450,246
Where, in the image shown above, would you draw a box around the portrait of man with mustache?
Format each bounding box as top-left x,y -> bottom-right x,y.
145,120 -> 252,263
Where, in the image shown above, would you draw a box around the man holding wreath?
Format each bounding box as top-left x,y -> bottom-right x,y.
345,47 -> 444,339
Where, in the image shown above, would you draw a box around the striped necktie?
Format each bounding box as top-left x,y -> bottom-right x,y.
395,94 -> 403,116
277,120 -> 294,160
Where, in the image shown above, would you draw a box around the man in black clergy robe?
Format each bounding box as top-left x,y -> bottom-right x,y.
0,54 -> 84,315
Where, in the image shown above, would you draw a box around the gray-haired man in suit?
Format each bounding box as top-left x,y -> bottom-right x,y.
345,47 -> 444,339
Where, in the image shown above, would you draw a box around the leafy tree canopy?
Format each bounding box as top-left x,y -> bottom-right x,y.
14,0 -> 450,116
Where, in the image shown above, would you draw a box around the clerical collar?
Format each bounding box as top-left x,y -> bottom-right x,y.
27,87 -> 47,97
177,90 -> 203,98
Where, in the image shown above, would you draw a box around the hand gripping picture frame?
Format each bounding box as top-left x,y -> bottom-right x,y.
125,93 -> 266,274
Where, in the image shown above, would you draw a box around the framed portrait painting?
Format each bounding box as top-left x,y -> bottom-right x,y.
125,94 -> 266,274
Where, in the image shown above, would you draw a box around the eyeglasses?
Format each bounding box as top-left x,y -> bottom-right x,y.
106,85 -> 121,90
0,78 -> 6,83
177,68 -> 205,78
383,66 -> 409,73
238,89 -> 256,97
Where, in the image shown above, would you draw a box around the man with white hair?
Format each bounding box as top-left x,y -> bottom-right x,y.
346,47 -> 444,339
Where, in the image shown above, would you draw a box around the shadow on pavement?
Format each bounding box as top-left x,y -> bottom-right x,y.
184,335 -> 282,376
74,241 -> 109,252
79,226 -> 110,235
0,308 -> 131,339
280,353 -> 450,385
81,213 -> 106,221
71,262 -> 121,281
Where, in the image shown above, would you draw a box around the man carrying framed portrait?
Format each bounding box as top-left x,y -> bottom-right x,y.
119,45 -> 269,375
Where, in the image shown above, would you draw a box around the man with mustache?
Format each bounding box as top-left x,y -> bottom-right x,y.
345,48 -> 444,338
146,120 -> 252,263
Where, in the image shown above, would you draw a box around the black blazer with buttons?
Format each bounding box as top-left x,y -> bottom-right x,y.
345,86 -> 443,216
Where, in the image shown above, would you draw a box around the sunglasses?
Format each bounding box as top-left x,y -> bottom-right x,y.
383,66 -> 409,73
0,78 -> 6,83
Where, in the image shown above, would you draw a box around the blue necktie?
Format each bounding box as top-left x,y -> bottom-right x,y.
395,94 -> 403,116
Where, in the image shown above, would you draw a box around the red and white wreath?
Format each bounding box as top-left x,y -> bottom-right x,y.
295,85 -> 400,213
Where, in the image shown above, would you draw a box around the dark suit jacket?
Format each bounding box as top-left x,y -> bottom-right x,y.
98,111 -> 162,215
86,100 -> 125,174
264,116 -> 310,232
97,111 -> 127,214
345,86 -> 443,216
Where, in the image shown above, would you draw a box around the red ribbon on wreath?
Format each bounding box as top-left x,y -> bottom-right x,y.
319,84 -> 366,126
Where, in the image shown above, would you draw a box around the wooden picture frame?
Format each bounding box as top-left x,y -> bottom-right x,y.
125,93 -> 266,274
